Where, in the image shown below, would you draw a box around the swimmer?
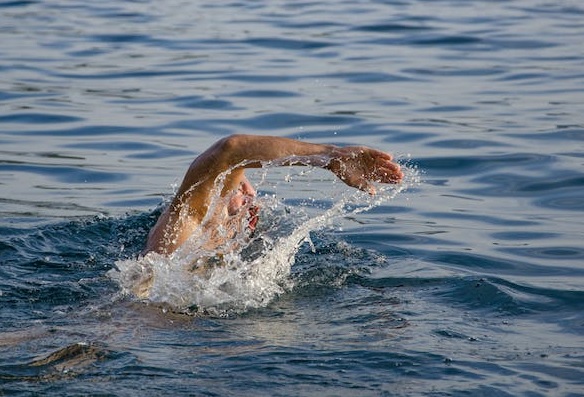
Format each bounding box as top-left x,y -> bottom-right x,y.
144,134 -> 403,255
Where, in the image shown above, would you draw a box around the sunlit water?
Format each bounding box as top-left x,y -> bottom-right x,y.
1,0 -> 583,396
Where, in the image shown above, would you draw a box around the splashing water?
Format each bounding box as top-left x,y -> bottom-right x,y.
109,163 -> 418,315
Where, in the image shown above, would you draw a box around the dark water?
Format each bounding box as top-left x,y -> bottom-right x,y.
1,0 -> 583,395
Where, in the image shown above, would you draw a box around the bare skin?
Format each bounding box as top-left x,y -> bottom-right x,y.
144,134 -> 403,255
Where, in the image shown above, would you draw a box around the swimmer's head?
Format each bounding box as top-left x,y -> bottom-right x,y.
226,177 -> 259,233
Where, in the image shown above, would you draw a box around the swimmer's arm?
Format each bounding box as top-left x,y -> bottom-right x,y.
177,134 -> 403,203
211,134 -> 404,193
144,134 -> 402,254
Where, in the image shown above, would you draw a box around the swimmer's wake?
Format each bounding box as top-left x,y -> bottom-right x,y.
109,164 -> 416,316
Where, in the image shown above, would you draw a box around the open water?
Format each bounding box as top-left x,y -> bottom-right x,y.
1,0 -> 583,395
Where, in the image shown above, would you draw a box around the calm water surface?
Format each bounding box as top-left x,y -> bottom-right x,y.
1,0 -> 583,395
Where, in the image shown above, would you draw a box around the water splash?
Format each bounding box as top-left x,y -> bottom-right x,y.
109,164 -> 419,315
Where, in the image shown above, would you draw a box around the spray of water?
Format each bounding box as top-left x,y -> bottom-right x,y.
109,162 -> 419,315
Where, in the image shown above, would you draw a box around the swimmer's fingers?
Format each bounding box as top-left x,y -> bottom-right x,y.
372,160 -> 403,184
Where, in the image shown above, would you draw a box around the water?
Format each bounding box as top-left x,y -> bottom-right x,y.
1,0 -> 583,395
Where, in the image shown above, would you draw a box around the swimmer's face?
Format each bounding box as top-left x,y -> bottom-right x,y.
227,177 -> 259,233
227,178 -> 256,216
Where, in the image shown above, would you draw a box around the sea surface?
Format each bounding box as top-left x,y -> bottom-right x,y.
1,0 -> 583,395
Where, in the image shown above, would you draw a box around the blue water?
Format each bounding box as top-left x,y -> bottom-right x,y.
1,0 -> 583,395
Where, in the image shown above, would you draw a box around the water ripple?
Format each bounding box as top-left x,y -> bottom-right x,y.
245,37 -> 334,50
0,162 -> 127,184
417,153 -> 552,176
354,23 -> 434,33
0,113 -> 82,124
206,112 -> 359,131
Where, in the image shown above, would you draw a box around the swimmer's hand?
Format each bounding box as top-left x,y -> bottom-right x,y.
327,146 -> 403,195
